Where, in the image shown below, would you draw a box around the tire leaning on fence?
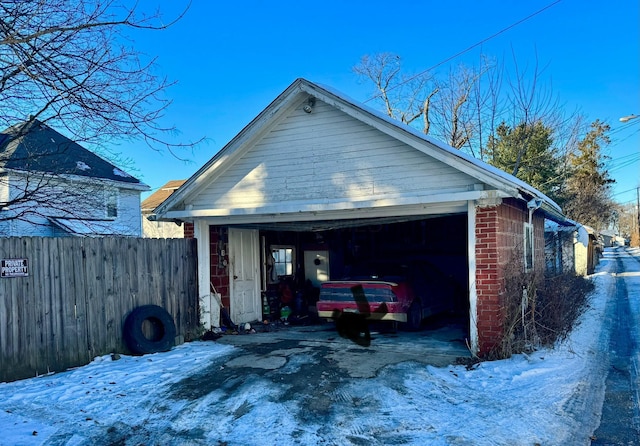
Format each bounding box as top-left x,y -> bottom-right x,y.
123,305 -> 176,355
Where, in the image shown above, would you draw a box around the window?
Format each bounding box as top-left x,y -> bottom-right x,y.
524,223 -> 534,271
271,245 -> 295,277
106,189 -> 118,218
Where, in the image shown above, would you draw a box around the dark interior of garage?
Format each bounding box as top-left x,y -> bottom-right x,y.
256,214 -> 469,336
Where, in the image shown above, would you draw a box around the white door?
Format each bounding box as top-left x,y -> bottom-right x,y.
228,228 -> 261,324
304,250 -> 330,287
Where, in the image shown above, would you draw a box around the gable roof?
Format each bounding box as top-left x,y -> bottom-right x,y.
142,180 -> 186,213
155,78 -> 564,222
0,119 -> 144,186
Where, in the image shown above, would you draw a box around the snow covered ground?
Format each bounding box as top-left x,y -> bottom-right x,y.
0,247 -> 638,446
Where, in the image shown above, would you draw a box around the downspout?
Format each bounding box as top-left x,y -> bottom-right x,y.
527,198 -> 543,225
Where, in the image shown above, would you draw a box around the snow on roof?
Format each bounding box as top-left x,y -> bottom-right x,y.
48,217 -> 139,237
0,119 -> 145,187
313,80 -> 563,216
545,219 -> 577,232
113,167 -> 133,178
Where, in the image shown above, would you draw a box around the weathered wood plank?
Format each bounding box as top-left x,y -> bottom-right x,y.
0,236 -> 199,383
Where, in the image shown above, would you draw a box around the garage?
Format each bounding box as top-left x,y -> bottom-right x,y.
153,78 -> 563,356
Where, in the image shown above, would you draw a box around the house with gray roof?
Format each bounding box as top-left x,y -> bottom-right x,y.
0,119 -> 149,237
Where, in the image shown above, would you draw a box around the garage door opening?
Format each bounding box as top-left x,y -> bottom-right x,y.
254,214 -> 470,343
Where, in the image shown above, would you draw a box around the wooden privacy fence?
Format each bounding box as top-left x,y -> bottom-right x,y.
0,237 -> 198,383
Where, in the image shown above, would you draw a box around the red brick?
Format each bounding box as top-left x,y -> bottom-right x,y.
184,222 -> 195,239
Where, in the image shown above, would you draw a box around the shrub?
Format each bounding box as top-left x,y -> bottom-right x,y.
536,273 -> 594,344
486,259 -> 594,360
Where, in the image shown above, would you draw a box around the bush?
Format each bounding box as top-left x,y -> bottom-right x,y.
486,263 -> 594,360
536,273 -> 594,344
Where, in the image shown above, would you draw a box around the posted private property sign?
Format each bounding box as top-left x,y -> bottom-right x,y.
1,258 -> 28,277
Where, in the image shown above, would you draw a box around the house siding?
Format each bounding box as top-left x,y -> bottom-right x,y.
117,188 -> 145,236
190,101 -> 479,212
142,218 -> 185,238
545,226 -> 575,276
475,198 -> 545,355
1,174 -> 144,237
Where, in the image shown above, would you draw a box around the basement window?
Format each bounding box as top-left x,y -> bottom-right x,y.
524,222 -> 534,271
271,245 -> 295,277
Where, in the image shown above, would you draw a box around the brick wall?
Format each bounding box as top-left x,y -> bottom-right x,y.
184,222 -> 230,323
475,198 -> 545,355
209,226 -> 230,309
184,222 -> 194,239
475,205 -> 502,354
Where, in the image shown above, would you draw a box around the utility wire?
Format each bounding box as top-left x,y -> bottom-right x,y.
612,187 -> 640,197
609,119 -> 640,136
364,0 -> 563,103
608,154 -> 640,173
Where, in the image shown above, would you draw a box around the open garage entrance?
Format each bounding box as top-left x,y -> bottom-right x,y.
253,213 -> 469,338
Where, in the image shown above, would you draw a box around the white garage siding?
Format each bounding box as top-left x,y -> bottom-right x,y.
190,101 -> 479,213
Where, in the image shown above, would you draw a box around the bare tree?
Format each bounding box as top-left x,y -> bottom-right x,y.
502,50 -> 566,177
0,1 -> 193,235
355,52 -> 498,151
615,202 -> 639,247
354,50 -> 584,193
354,53 -> 439,134
0,0 -> 193,151
430,63 -> 489,151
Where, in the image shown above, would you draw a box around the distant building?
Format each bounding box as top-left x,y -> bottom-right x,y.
141,180 -> 186,238
0,119 -> 148,237
574,224 -> 601,276
544,220 -> 577,276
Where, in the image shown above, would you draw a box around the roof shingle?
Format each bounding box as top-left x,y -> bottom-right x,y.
0,119 -> 142,184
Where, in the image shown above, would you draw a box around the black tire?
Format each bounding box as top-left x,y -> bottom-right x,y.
406,300 -> 422,331
123,305 -> 176,355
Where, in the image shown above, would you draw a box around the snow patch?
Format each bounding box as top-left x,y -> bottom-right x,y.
76,161 -> 91,171
113,167 -> 132,178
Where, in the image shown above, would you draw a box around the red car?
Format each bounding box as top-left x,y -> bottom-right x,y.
317,263 -> 455,330
317,278 -> 427,330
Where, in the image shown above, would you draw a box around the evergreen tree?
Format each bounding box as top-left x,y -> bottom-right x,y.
485,121 -> 561,199
559,120 -> 615,229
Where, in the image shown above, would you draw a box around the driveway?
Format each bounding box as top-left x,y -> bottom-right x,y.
164,319 -> 471,444
212,319 -> 471,378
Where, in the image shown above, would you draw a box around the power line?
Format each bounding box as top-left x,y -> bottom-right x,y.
364,0 -> 563,103
608,119 -> 640,140
611,117 -> 640,129
608,152 -> 640,171
613,187 -> 640,197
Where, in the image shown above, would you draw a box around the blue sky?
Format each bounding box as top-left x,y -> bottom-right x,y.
126,0 -> 639,207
